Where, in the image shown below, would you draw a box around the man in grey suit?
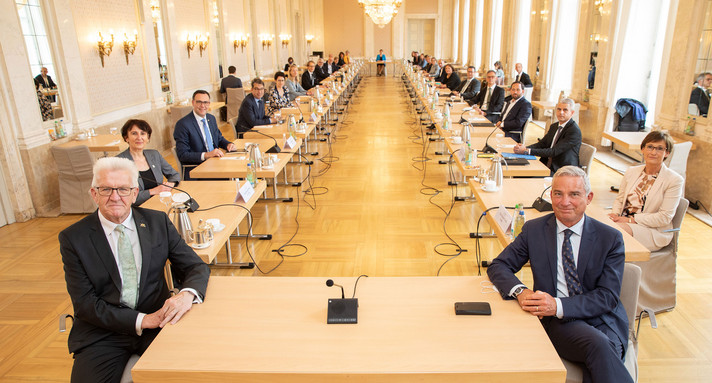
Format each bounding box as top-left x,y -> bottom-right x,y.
487,166 -> 632,383
59,157 -> 210,382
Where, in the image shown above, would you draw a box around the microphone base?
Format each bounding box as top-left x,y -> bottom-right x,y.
327,298 -> 358,324
532,197 -> 553,212
186,198 -> 200,213
266,145 -> 282,154
481,145 -> 497,154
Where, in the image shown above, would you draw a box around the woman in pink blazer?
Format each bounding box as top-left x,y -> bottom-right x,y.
608,131 -> 683,251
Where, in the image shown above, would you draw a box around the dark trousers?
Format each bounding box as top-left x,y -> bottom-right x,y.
543,317 -> 633,383
71,329 -> 159,383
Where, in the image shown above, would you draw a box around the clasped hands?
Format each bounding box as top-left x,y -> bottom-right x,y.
141,290 -> 195,329
516,289 -> 557,319
205,143 -> 238,158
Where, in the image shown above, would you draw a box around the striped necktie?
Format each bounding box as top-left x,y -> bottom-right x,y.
562,229 -> 583,296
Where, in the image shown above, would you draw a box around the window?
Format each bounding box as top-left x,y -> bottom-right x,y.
16,0 -> 54,80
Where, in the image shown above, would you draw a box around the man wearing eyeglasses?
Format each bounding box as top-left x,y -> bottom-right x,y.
235,78 -> 277,137
174,90 -> 237,179
59,157 -> 209,382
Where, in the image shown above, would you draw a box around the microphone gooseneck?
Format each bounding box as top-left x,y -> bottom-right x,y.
325,279 -> 345,299
139,175 -> 200,212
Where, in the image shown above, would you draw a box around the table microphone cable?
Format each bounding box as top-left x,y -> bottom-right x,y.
434,150 -> 467,276
474,205 -> 536,276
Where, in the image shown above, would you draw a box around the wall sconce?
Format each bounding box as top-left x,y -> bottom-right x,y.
589,33 -> 607,43
233,34 -> 249,53
96,31 -> 114,67
122,31 -> 138,65
198,33 -> 209,57
279,34 -> 292,47
259,34 -> 274,50
150,0 -> 160,21
305,34 -> 314,44
186,34 -> 196,57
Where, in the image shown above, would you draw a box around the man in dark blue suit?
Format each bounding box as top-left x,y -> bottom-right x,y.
487,166 -> 633,383
496,82 -> 532,143
235,78 -> 276,137
173,90 -> 236,179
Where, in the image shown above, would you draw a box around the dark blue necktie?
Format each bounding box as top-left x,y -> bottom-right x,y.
563,229 -> 583,296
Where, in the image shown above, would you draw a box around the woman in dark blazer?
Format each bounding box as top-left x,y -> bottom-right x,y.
116,119 -> 180,205
437,64 -> 461,91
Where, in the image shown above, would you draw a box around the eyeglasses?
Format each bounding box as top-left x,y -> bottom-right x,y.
644,144 -> 667,153
194,100 -> 211,106
95,187 -> 134,197
253,87 -> 265,92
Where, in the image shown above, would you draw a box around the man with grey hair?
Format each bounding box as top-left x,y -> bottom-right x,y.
59,157 -> 210,382
690,72 -> 711,117
514,97 -> 581,174
487,166 -> 632,383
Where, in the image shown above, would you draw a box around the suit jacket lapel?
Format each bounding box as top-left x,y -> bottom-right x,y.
545,215 -> 559,292
190,113 -> 208,152
87,212 -> 122,291
133,208 -> 153,301
577,215 -> 596,283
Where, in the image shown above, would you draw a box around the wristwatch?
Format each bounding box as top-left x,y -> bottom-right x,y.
513,286 -> 527,298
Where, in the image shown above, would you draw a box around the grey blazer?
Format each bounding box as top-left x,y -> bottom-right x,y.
286,78 -> 307,101
117,149 -> 181,205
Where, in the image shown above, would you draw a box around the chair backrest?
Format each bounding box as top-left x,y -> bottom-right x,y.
171,147 -> 185,181
663,141 -> 692,179
523,87 -> 533,101
296,95 -> 312,115
688,103 -> 700,116
51,145 -> 96,213
226,88 -> 245,122
621,263 -> 642,333
578,142 -> 596,175
670,198 -> 689,252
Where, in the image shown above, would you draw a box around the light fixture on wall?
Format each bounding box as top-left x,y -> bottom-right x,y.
212,1 -> 219,26
186,33 -> 197,57
233,34 -> 249,53
594,0 -> 611,14
305,34 -> 314,44
198,33 -> 209,57
358,0 -> 403,28
260,34 -> 274,50
122,31 -> 138,65
150,0 -> 160,21
589,33 -> 607,43
96,31 -> 114,67
279,34 -> 292,47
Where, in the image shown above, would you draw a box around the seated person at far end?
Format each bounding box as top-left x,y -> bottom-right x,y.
513,98 -> 581,174
495,82 -> 532,144
235,78 -> 278,137
487,166 -> 633,383
173,90 -> 236,179
607,130 -> 683,251
116,119 -> 180,205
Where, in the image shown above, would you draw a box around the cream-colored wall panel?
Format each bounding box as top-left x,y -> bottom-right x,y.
253,0 -> 275,74
70,0 -> 148,116
223,0 -> 251,79
323,0 -> 364,57
173,0 -> 212,90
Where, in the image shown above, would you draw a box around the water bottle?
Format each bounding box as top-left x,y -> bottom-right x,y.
512,205 -> 526,239
465,143 -> 473,167
246,163 -> 255,186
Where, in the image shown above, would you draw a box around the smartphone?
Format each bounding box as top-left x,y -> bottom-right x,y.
454,302 -> 492,315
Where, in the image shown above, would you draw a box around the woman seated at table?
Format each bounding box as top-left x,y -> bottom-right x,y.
116,119 -> 180,206
286,64 -> 310,101
284,57 -> 294,72
437,64 -> 461,91
607,130 -> 683,251
268,71 -> 291,116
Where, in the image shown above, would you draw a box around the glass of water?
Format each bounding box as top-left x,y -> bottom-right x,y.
159,191 -> 172,211
109,126 -> 118,136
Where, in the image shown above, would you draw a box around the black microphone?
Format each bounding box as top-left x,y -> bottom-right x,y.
532,185 -> 553,212
138,175 -> 199,212
458,107 -> 473,124
245,128 -> 282,153
325,279 -> 345,299
481,122 -> 500,154
292,100 -> 305,123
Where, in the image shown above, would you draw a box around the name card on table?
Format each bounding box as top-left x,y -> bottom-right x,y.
494,205 -> 513,235
285,136 -> 297,149
235,180 -> 255,203
310,112 -> 318,122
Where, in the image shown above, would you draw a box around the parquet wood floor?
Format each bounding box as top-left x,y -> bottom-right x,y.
0,75 -> 709,382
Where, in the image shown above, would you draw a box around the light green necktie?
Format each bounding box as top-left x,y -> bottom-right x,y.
116,224 -> 138,309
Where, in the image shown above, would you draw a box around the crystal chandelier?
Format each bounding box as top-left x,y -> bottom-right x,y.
358,0 -> 403,28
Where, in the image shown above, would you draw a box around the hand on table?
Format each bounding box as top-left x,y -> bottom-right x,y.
519,290 -> 557,319
149,184 -> 173,196
205,148 -> 224,159
513,144 -> 528,154
226,143 -> 237,152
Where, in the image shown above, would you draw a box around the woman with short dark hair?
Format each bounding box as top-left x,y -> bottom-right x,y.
116,119 -> 180,205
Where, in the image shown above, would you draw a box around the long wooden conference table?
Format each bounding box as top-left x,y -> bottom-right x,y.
468,178 -> 650,261
132,276 -> 566,382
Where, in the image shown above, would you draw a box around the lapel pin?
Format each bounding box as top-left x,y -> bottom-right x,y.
140,223 -> 146,228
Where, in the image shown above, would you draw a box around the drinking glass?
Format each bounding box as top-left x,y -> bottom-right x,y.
159,191 -> 172,211
109,126 -> 118,136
